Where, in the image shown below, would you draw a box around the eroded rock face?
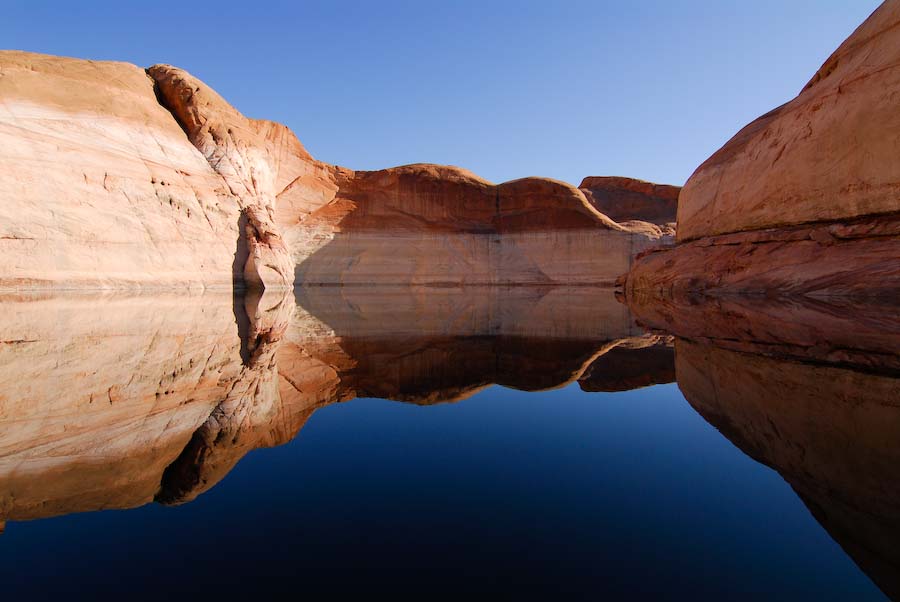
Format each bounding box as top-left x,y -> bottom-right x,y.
579,176 -> 678,227
0,52 -> 240,290
146,65 -> 325,289
623,2 -> 900,300
291,165 -> 672,285
0,50 -> 674,291
677,1 -> 900,242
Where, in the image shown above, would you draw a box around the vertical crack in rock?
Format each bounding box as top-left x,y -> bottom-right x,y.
145,65 -> 294,290
156,289 -> 296,505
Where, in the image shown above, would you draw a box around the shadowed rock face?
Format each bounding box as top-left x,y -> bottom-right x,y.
579,176 -> 679,227
623,1 -> 900,300
577,336 -> 674,392
0,287 -> 674,515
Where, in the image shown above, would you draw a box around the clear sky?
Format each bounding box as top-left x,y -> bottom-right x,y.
1,0 -> 882,186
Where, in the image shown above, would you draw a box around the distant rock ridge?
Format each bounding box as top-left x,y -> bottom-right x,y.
579,176 -> 678,227
623,0 -> 900,302
0,50 -> 675,291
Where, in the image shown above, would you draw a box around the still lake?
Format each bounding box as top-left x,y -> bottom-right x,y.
0,287 -> 894,600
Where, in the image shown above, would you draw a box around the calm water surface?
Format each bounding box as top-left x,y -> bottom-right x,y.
0,287 -> 895,600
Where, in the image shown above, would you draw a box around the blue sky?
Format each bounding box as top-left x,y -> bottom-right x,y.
1,0 -> 882,186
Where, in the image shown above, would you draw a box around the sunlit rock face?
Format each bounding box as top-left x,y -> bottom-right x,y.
0,50 -> 673,292
0,288 -> 674,519
0,53 -> 242,290
291,165 -> 672,285
146,65 -> 328,290
624,1 -> 900,300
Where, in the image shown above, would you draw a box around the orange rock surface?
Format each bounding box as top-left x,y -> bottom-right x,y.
0,51 -> 673,291
677,1 -> 900,241
293,165 -> 672,285
624,2 -> 900,300
579,176 -> 678,227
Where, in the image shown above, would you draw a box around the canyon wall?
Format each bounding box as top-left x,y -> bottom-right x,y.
292,165 -> 672,285
623,1 -> 900,301
579,176 -> 678,227
0,50 -> 675,292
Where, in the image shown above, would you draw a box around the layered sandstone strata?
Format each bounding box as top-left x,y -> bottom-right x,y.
623,1 -> 900,301
0,52 -> 328,291
0,50 -> 673,291
291,165 -> 672,286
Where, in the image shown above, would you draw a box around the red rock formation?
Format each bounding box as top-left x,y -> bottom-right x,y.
626,215 -> 900,300
623,1 -> 900,301
0,51 -> 674,291
579,176 -> 679,227
292,165 -> 672,285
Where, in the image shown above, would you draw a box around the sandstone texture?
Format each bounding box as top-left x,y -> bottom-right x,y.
0,50 -> 674,291
292,165 -> 672,285
623,1 -> 900,300
579,176 -> 678,227
0,53 -> 241,290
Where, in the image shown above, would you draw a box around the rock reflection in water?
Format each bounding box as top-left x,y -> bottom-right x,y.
0,286 -> 669,518
1,286 -> 898,598
627,292 -> 900,600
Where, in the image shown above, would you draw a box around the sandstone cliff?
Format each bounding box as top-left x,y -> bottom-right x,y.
579,176 -> 678,227
292,165 -> 672,285
0,50 -> 673,291
623,1 -> 900,301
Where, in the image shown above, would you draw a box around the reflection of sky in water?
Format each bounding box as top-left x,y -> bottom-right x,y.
0,381 -> 885,600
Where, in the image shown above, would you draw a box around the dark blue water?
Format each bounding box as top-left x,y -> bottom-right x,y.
0,382 -> 884,600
